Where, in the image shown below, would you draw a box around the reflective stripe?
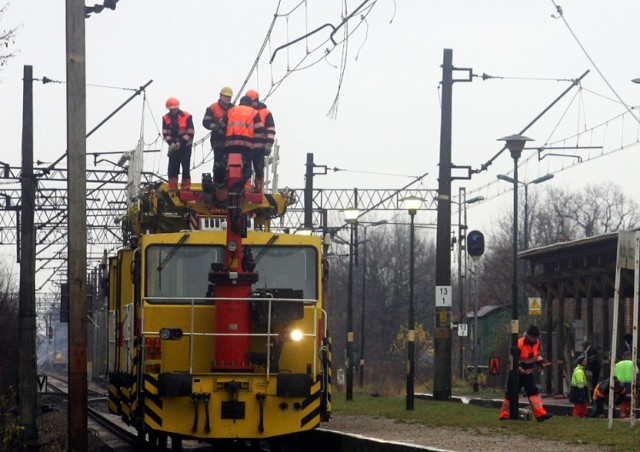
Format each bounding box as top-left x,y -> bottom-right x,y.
529,393 -> 548,418
163,110 -> 194,145
499,398 -> 510,419
225,104 -> 264,149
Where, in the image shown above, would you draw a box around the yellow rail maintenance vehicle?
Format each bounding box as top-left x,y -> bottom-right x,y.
107,158 -> 332,450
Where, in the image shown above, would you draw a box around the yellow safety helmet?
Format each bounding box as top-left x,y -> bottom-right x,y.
220,86 -> 233,97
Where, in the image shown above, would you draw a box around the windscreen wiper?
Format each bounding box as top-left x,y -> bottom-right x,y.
157,233 -> 190,288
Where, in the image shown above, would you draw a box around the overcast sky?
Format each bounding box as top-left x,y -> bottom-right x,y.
2,1 -> 640,283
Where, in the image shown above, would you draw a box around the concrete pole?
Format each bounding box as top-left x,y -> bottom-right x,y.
18,64 -> 38,448
66,1 -> 88,449
434,48 -> 453,401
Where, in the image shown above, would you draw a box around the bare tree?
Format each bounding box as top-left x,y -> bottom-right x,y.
327,222 -> 436,391
0,3 -> 18,69
0,263 -> 19,397
478,181 -> 639,311
544,182 -> 639,238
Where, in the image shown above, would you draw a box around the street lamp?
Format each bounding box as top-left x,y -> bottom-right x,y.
496,173 -> 554,251
342,207 -> 361,401
498,134 -> 533,420
497,173 -> 554,322
400,196 -> 424,410
359,219 -> 388,389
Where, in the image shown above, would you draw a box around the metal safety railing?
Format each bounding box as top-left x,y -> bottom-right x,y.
141,295 -> 320,380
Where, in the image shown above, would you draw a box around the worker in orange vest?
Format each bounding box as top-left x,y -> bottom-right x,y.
589,376 -> 626,418
162,97 -> 194,191
499,325 -> 553,422
202,86 -> 234,185
244,89 -> 275,192
223,95 -> 264,188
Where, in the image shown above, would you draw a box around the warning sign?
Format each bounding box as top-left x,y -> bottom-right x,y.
528,297 -> 542,316
489,357 -> 501,376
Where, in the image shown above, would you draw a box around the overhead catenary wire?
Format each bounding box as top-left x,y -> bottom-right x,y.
328,166 -> 423,179
550,0 -> 640,126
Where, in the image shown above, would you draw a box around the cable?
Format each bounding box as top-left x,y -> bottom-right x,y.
550,0 -> 640,125
475,73 -> 575,83
329,166 -> 422,179
327,1 -> 350,119
236,0 -> 283,103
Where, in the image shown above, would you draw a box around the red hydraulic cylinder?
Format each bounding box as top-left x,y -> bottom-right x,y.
213,283 -> 253,370
210,152 -> 257,371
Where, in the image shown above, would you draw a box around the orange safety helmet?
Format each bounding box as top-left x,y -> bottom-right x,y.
245,90 -> 259,102
165,97 -> 180,109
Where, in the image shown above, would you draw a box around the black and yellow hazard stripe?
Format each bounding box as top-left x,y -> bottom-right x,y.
300,380 -> 322,428
142,373 -> 163,429
108,381 -> 120,415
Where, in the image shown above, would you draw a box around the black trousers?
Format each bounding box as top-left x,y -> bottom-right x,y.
168,146 -> 191,180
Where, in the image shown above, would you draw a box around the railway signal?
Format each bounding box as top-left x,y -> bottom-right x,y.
467,230 -> 485,257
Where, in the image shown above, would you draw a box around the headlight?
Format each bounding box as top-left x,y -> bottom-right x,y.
279,328 -> 303,342
290,329 -> 303,341
159,328 -> 183,340
228,241 -> 238,252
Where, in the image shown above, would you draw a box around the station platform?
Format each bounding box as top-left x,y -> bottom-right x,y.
416,392 -> 639,418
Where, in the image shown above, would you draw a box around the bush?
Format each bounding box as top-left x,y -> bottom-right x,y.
0,387 -> 25,450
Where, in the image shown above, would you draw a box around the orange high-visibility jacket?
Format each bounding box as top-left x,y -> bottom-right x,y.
224,105 -> 264,149
518,336 -> 543,374
162,110 -> 194,146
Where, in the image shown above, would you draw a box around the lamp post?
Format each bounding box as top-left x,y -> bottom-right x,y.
496,173 -> 554,251
342,207 -> 361,401
359,219 -> 388,389
498,134 -> 533,420
497,173 -> 554,323
400,196 -> 424,410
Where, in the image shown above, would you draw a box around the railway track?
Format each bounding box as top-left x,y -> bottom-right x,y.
43,374 -> 440,451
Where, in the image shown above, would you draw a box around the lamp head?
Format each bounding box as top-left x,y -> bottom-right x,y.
342,207 -> 361,224
466,195 -> 485,204
531,174 -> 554,184
498,134 -> 533,160
400,196 -> 424,216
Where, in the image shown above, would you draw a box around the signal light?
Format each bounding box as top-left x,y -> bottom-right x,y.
467,230 -> 485,257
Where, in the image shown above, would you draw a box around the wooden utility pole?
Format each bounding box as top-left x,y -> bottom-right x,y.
66,1 -> 88,450
18,64 -> 38,449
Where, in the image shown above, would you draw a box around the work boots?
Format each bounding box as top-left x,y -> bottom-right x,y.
253,177 -> 264,193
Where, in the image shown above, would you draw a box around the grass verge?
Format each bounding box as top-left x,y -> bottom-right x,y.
331,393 -> 640,451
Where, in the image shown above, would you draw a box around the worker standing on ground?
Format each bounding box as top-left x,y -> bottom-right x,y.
245,89 -> 275,192
499,325 -> 553,422
583,341 -> 601,391
569,355 -> 590,417
203,86 -> 234,185
162,97 -> 195,191
223,95 -> 264,187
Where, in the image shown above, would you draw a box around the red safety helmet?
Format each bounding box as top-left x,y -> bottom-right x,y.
165,97 -> 180,109
245,90 -> 259,102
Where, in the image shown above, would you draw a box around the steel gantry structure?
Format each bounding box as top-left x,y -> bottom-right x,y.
0,163 -> 438,293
